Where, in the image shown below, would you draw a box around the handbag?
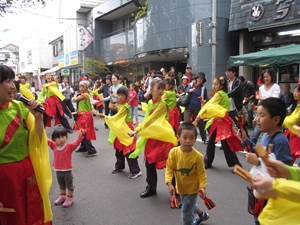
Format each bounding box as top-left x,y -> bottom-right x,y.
177,92 -> 191,107
108,101 -> 118,111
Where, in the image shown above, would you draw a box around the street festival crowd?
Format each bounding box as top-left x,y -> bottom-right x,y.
0,63 -> 300,225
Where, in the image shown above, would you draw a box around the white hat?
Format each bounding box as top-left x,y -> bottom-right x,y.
181,75 -> 188,80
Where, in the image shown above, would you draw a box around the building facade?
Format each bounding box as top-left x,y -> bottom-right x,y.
0,43 -> 19,74
229,0 -> 300,83
93,0 -> 239,90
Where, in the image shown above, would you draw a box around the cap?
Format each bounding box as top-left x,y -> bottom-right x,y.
154,71 -> 163,78
186,64 -> 191,69
81,72 -> 86,75
181,75 -> 188,80
105,74 -> 112,80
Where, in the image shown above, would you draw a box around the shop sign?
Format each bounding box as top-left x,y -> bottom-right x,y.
78,24 -> 93,51
274,0 -> 294,20
250,4 -> 264,21
57,50 -> 79,68
61,69 -> 70,76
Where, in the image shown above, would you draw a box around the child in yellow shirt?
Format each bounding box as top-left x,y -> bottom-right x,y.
165,122 -> 209,225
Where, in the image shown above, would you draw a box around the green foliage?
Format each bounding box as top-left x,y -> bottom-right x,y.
0,0 -> 47,17
84,58 -> 110,80
133,0 -> 148,19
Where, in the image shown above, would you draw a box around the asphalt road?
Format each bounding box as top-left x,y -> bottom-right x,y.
46,115 -> 255,225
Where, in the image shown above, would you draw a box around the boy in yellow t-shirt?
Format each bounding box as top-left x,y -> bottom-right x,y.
165,122 -> 209,225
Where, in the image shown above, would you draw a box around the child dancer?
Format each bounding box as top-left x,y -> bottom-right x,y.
163,78 -> 181,133
98,86 -> 142,178
283,83 -> 300,164
19,75 -> 35,99
193,76 -> 242,170
38,73 -> 73,133
128,83 -> 139,125
48,127 -> 84,207
72,80 -> 97,157
91,81 -> 104,114
166,123 -> 209,225
129,79 -> 178,198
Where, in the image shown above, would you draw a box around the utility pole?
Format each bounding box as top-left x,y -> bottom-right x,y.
211,0 -> 217,77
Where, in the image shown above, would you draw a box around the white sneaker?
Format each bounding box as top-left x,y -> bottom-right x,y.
128,171 -> 142,179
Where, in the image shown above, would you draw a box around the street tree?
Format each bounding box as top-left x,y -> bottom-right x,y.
0,0 -> 47,17
84,56 -> 110,80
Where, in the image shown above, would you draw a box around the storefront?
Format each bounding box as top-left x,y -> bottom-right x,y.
229,0 -> 300,85
58,50 -> 84,86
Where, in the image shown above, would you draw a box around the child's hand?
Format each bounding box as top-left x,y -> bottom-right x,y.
167,183 -> 176,196
237,129 -> 247,141
198,188 -> 206,198
127,130 -> 137,137
245,153 -> 259,166
98,113 -> 105,119
79,129 -> 86,135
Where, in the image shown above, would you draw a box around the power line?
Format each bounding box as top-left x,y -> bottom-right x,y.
13,6 -> 88,20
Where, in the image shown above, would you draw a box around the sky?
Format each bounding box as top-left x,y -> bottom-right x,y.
0,0 -> 70,47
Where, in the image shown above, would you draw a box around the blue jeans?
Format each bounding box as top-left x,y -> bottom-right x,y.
130,106 -> 138,121
249,124 -> 261,145
180,193 -> 198,225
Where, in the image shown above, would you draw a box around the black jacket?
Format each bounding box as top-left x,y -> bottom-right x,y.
227,78 -> 243,112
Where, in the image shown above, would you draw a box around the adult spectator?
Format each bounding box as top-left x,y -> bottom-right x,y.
177,75 -> 190,121
160,68 -> 168,78
144,70 -> 155,101
250,68 -> 281,144
226,65 -> 248,136
60,77 -> 77,120
183,64 -> 195,85
170,66 -> 179,87
99,74 -> 112,129
184,72 -> 208,143
279,83 -> 297,113
238,76 -> 255,128
102,73 -> 121,117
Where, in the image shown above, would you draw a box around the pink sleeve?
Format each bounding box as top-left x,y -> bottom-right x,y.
47,139 -> 56,151
68,135 -> 84,152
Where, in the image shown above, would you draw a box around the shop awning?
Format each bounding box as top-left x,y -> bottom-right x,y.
39,66 -> 60,76
227,44 -> 300,67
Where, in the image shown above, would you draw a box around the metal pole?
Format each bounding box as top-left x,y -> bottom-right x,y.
212,0 -> 217,77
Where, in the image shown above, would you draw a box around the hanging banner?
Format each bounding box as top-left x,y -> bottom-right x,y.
78,24 -> 93,51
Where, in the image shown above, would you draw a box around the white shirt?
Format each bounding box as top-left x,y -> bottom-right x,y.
259,83 -> 280,99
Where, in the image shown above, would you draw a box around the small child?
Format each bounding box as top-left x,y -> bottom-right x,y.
163,77 -> 181,133
239,97 -> 292,225
72,80 -> 97,157
128,83 -> 139,125
48,127 -> 84,207
166,122 -> 209,225
91,81 -> 104,114
99,86 -> 142,178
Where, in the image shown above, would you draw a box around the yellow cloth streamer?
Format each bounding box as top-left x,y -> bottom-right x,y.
20,83 -> 35,99
104,107 -> 134,146
46,82 -> 65,101
141,102 -> 148,112
136,103 -> 177,146
27,113 -> 52,222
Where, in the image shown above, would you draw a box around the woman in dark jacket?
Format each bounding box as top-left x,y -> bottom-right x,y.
183,72 -> 209,143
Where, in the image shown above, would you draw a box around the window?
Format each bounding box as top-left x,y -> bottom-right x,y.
53,44 -> 58,56
27,51 -> 32,64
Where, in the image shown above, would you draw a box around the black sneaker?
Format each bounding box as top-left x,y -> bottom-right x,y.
112,168 -> 123,174
84,153 -> 97,157
128,171 -> 142,179
75,148 -> 87,153
205,164 -> 211,169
